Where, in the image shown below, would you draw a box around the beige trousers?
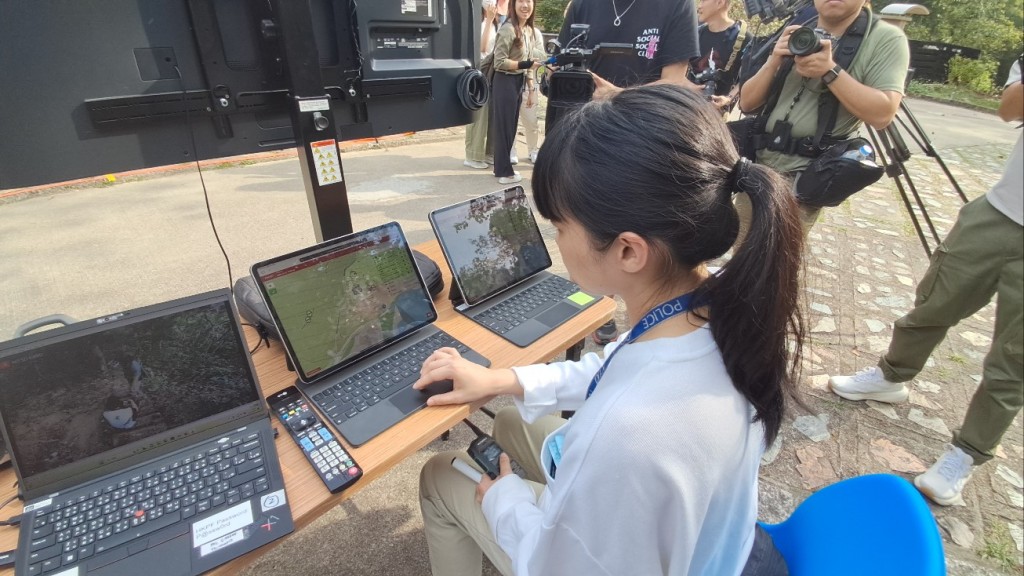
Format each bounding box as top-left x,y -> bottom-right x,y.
419,408 -> 565,576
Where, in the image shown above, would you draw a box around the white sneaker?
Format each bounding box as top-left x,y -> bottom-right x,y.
484,156 -> 494,165
914,445 -> 974,506
510,151 -> 519,165
497,172 -> 522,184
463,160 -> 488,169
529,149 -> 539,163
829,366 -> 909,403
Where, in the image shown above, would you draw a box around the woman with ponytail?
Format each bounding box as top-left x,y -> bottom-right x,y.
416,84 -> 803,576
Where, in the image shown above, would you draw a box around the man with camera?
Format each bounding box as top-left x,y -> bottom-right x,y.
737,0 -> 909,233
690,0 -> 752,112
557,0 -> 701,100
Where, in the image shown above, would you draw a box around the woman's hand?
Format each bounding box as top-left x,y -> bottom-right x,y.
483,3 -> 497,21
476,453 -> 513,503
526,88 -> 536,108
413,347 -> 520,406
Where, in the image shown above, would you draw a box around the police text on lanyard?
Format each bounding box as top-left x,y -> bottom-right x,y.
548,292 -> 696,478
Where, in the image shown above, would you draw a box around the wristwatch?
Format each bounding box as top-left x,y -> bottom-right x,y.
822,64 -> 843,86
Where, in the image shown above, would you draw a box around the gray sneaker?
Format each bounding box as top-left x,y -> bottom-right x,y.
828,366 -> 909,403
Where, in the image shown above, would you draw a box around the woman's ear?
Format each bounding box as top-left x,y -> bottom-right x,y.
612,232 -> 650,274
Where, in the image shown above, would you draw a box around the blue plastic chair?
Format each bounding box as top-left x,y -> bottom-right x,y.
760,474 -> 946,575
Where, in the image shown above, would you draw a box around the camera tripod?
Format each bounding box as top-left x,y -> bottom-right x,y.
864,100 -> 968,257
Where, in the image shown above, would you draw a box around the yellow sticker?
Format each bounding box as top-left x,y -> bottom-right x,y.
568,292 -> 595,306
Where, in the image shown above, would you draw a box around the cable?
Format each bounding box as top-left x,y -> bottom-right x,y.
0,515 -> 20,527
174,65 -> 235,296
457,68 -> 490,110
0,491 -> 19,513
241,322 -> 271,355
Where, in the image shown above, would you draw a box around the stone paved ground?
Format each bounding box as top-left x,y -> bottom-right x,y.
752,143 -> 1023,572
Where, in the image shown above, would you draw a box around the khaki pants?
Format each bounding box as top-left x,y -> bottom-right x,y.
732,172 -> 819,248
878,196 -> 1024,465
419,408 -> 564,576
465,102 -> 492,163
517,95 -> 540,156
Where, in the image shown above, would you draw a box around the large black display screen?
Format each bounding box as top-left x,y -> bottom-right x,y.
0,0 -> 476,189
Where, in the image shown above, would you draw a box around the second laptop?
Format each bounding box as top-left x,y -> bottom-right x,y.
250,221 -> 489,447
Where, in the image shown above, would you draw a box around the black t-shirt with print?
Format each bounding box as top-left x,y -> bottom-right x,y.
690,22 -> 751,96
558,0 -> 699,88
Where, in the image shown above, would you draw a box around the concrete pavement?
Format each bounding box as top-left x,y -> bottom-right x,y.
1,98 -> 1022,574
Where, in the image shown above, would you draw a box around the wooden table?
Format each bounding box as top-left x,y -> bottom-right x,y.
0,240 -> 615,575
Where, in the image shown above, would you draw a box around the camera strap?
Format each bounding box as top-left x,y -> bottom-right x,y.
723,20 -> 749,74
812,9 -> 875,149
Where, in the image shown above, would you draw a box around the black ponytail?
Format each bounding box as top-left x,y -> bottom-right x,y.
533,84 -> 804,445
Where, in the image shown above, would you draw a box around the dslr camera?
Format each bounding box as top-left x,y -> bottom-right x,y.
788,26 -> 834,56
690,60 -> 721,100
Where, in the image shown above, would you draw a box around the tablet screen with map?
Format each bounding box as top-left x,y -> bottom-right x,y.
429,186 -> 552,306
251,222 -> 437,382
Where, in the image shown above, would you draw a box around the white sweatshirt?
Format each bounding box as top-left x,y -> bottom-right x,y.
482,325 -> 763,575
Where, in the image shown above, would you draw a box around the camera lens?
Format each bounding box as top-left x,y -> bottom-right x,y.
788,26 -> 821,57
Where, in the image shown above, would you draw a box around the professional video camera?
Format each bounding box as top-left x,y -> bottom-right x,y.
735,0 -> 815,84
742,0 -> 812,23
541,24 -> 632,129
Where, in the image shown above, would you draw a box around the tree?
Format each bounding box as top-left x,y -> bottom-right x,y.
873,0 -> 1022,81
535,0 -> 572,33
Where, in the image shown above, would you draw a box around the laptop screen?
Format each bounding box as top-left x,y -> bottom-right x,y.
251,221 -> 437,383
429,186 -> 552,306
0,293 -> 262,496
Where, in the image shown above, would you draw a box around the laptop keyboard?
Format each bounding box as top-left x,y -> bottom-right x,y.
25,429 -> 270,574
311,331 -> 471,426
473,275 -> 579,334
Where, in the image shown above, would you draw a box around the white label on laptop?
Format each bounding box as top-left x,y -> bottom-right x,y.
260,489 -> 287,512
52,568 -> 79,576
199,527 -> 249,557
192,501 -> 254,547
23,498 -> 52,513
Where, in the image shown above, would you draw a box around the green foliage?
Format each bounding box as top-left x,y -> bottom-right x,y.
947,55 -> 998,94
906,81 -> 1001,111
873,0 -> 1022,79
535,0 -> 571,32
978,522 -> 1022,571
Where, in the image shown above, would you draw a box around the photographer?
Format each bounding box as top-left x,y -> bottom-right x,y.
737,0 -> 909,235
828,57 -> 1022,507
690,0 -> 752,111
557,0 -> 701,99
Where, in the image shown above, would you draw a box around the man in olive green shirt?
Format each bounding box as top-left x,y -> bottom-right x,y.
737,0 -> 910,232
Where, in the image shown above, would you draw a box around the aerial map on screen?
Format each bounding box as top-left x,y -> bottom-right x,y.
257,225 -> 433,378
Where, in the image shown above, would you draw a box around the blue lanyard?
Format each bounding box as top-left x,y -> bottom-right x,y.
585,292 -> 695,400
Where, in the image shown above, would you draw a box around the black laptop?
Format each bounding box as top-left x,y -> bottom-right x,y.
0,290 -> 294,576
429,186 -> 602,347
250,221 -> 489,447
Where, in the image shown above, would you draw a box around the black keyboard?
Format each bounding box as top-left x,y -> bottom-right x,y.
473,276 -> 578,334
24,429 -> 270,575
311,331 -> 471,427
